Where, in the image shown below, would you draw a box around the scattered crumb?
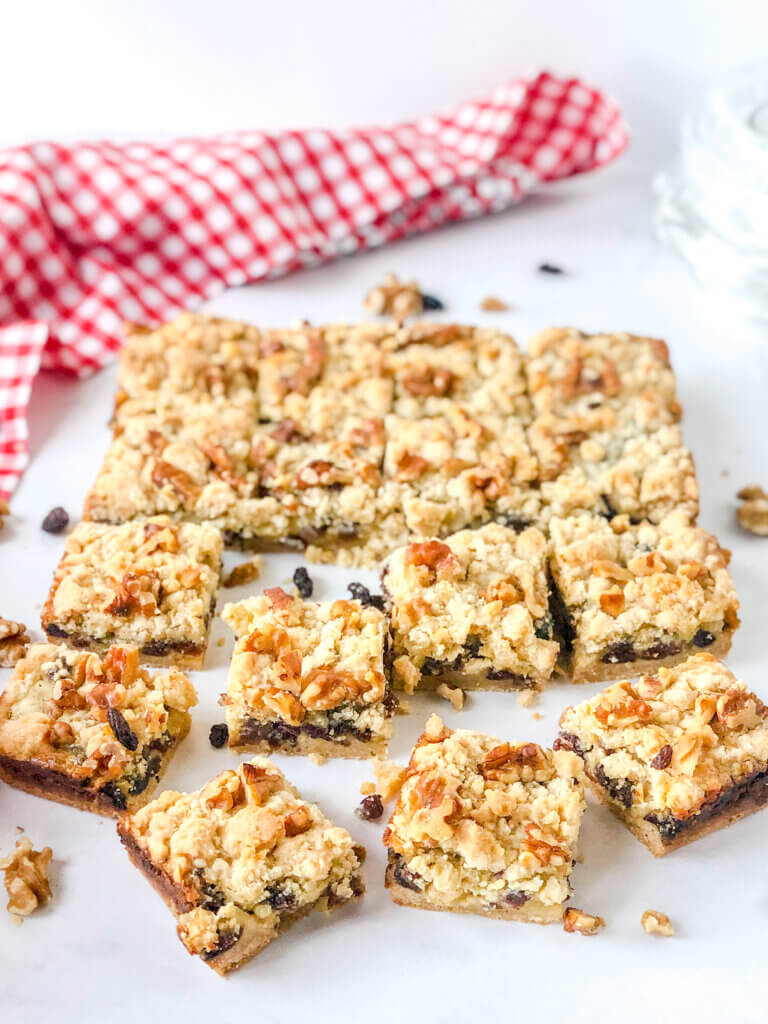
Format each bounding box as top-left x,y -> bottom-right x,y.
15,826 -> 23,834
396,698 -> 411,715
736,485 -> 768,536
516,689 -> 537,708
532,712 -> 542,721
538,263 -> 565,275
721,468 -> 730,478
222,555 -> 263,588
0,837 -> 53,920
641,910 -> 675,936
369,758 -> 408,801
436,682 -> 465,711
364,273 -> 442,321
563,907 -> 605,936
0,618 -> 29,668
216,637 -> 225,647
574,852 -> 584,864
480,295 -> 509,311
360,781 -> 376,796
393,654 -> 419,695
308,753 -> 326,766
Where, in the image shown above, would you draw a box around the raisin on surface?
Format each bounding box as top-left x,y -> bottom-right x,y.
209,723 -> 229,749
42,507 -> 69,534
538,263 -> 564,275
292,566 -> 313,598
420,293 -> 444,310
355,794 -> 384,821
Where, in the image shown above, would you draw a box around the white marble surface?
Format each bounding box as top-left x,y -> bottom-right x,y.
1,151 -> 768,1023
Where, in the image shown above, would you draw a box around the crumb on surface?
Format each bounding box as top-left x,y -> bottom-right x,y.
517,688 -> 537,708
0,837 -> 53,919
216,636 -> 225,647
563,907 -> 605,935
308,752 -> 326,766
364,273 -> 424,322
736,485 -> 768,536
221,555 -> 263,588
369,757 -> 408,801
360,780 -> 376,796
641,909 -> 675,936
396,698 -> 411,715
480,295 -> 509,311
532,712 -> 542,721
436,682 -> 465,711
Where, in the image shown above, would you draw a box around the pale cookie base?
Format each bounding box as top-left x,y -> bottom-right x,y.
0,717 -> 190,818
411,669 -> 543,693
568,631 -> 733,684
385,863 -> 563,924
583,766 -> 768,857
229,729 -> 390,761
119,825 -> 365,976
42,628 -> 209,670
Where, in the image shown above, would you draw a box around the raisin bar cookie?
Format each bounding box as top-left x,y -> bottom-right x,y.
384,524 -> 558,692
383,715 -> 585,922
557,653 -> 768,855
548,511 -> 739,682
42,518 -> 222,668
117,759 -> 366,974
221,587 -> 396,758
0,644 -> 196,816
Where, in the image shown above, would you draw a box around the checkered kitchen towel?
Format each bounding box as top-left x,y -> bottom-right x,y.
0,71 -> 627,495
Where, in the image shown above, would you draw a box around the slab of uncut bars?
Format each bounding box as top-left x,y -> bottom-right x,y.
41,517 -> 222,668
221,587 -> 396,758
383,714 -> 586,923
383,523 -> 558,693
118,759 -> 366,974
557,653 -> 768,855
0,644 -> 196,816
548,511 -> 739,682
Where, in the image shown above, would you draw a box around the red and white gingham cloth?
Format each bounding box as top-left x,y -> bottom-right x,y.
0,71 -> 627,496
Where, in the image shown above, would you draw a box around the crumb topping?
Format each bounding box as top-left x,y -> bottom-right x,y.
559,653 -> 768,818
384,715 -> 585,908
0,644 -> 196,786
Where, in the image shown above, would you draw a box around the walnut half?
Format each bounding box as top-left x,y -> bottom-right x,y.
0,837 -> 53,919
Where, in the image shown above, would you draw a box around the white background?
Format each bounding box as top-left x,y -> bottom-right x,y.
2,2 -> 768,1023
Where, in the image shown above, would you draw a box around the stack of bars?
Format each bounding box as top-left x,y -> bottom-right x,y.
0,311 -> 761,977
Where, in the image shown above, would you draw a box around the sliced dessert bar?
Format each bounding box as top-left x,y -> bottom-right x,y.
42,517 -> 223,668
117,759 -> 366,974
557,653 -> 768,854
384,523 -> 558,692
548,511 -> 739,682
220,587 -> 396,757
383,714 -> 585,922
0,644 -> 196,815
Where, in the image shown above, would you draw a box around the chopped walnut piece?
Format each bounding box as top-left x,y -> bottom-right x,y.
517,689 -> 537,708
563,907 -> 605,935
641,909 -> 675,936
360,780 -> 376,796
308,753 -> 326,766
736,485 -> 768,536
370,758 -> 408,800
284,805 -> 313,837
151,459 -> 200,502
222,556 -> 263,588
364,273 -> 424,322
436,682 -> 464,711
0,618 -> 30,668
479,295 -> 509,311
0,837 -> 53,919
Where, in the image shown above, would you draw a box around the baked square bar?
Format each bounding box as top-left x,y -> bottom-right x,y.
221,587 -> 396,758
383,524 -> 558,692
117,759 -> 366,974
0,644 -> 196,816
42,517 -> 223,668
383,714 -> 585,922
557,653 -> 768,855
548,511 -> 739,683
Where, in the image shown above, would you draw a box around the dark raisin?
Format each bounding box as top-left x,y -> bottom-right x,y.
292,566 -> 313,598
45,623 -> 69,639
201,928 -> 242,960
463,634 -> 482,659
420,293 -> 444,310
355,794 -> 384,821
601,640 -> 636,664
693,629 -> 716,647
501,515 -> 530,532
553,732 -> 585,756
347,582 -> 385,610
595,764 -> 634,808
239,719 -> 300,746
503,891 -> 530,907
538,263 -> 564,275
599,494 -> 618,520
641,641 -> 681,660
101,781 -> 127,810
42,507 -> 69,534
486,668 -> 526,683
209,723 -> 229,749
141,640 -> 171,656
107,706 -> 139,751
547,572 -> 575,653
391,855 -> 422,892
266,885 -> 297,910
534,614 -> 553,641
650,744 -> 673,770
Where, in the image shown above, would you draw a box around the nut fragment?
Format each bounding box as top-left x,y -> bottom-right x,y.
222,556 -> 263,588
0,617 -> 30,668
516,689 -> 537,708
563,907 -> 605,935
436,682 -> 464,711
0,837 -> 53,919
479,295 -> 509,311
736,485 -> 768,536
641,909 -> 675,936
364,273 -> 424,322
369,758 -> 408,800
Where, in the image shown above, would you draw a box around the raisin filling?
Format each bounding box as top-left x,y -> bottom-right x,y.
201,927 -> 243,961
594,764 -> 634,808
645,767 -> 768,842
389,853 -> 423,892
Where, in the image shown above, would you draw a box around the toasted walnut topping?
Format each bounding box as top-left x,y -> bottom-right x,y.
284,805 -> 313,837
396,452 -> 430,481
641,909 -> 675,936
563,907 -> 605,935
593,692 -> 652,726
241,762 -> 283,804
737,485 -> 768,536
400,367 -> 454,397
106,570 -> 161,616
480,742 -> 548,781
0,837 -> 53,919
222,556 -> 263,588
151,459 -> 200,502
404,540 -> 458,578
599,587 -> 626,617
436,683 -> 464,711
0,618 -> 29,668
364,273 -> 423,321
301,667 -> 385,712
